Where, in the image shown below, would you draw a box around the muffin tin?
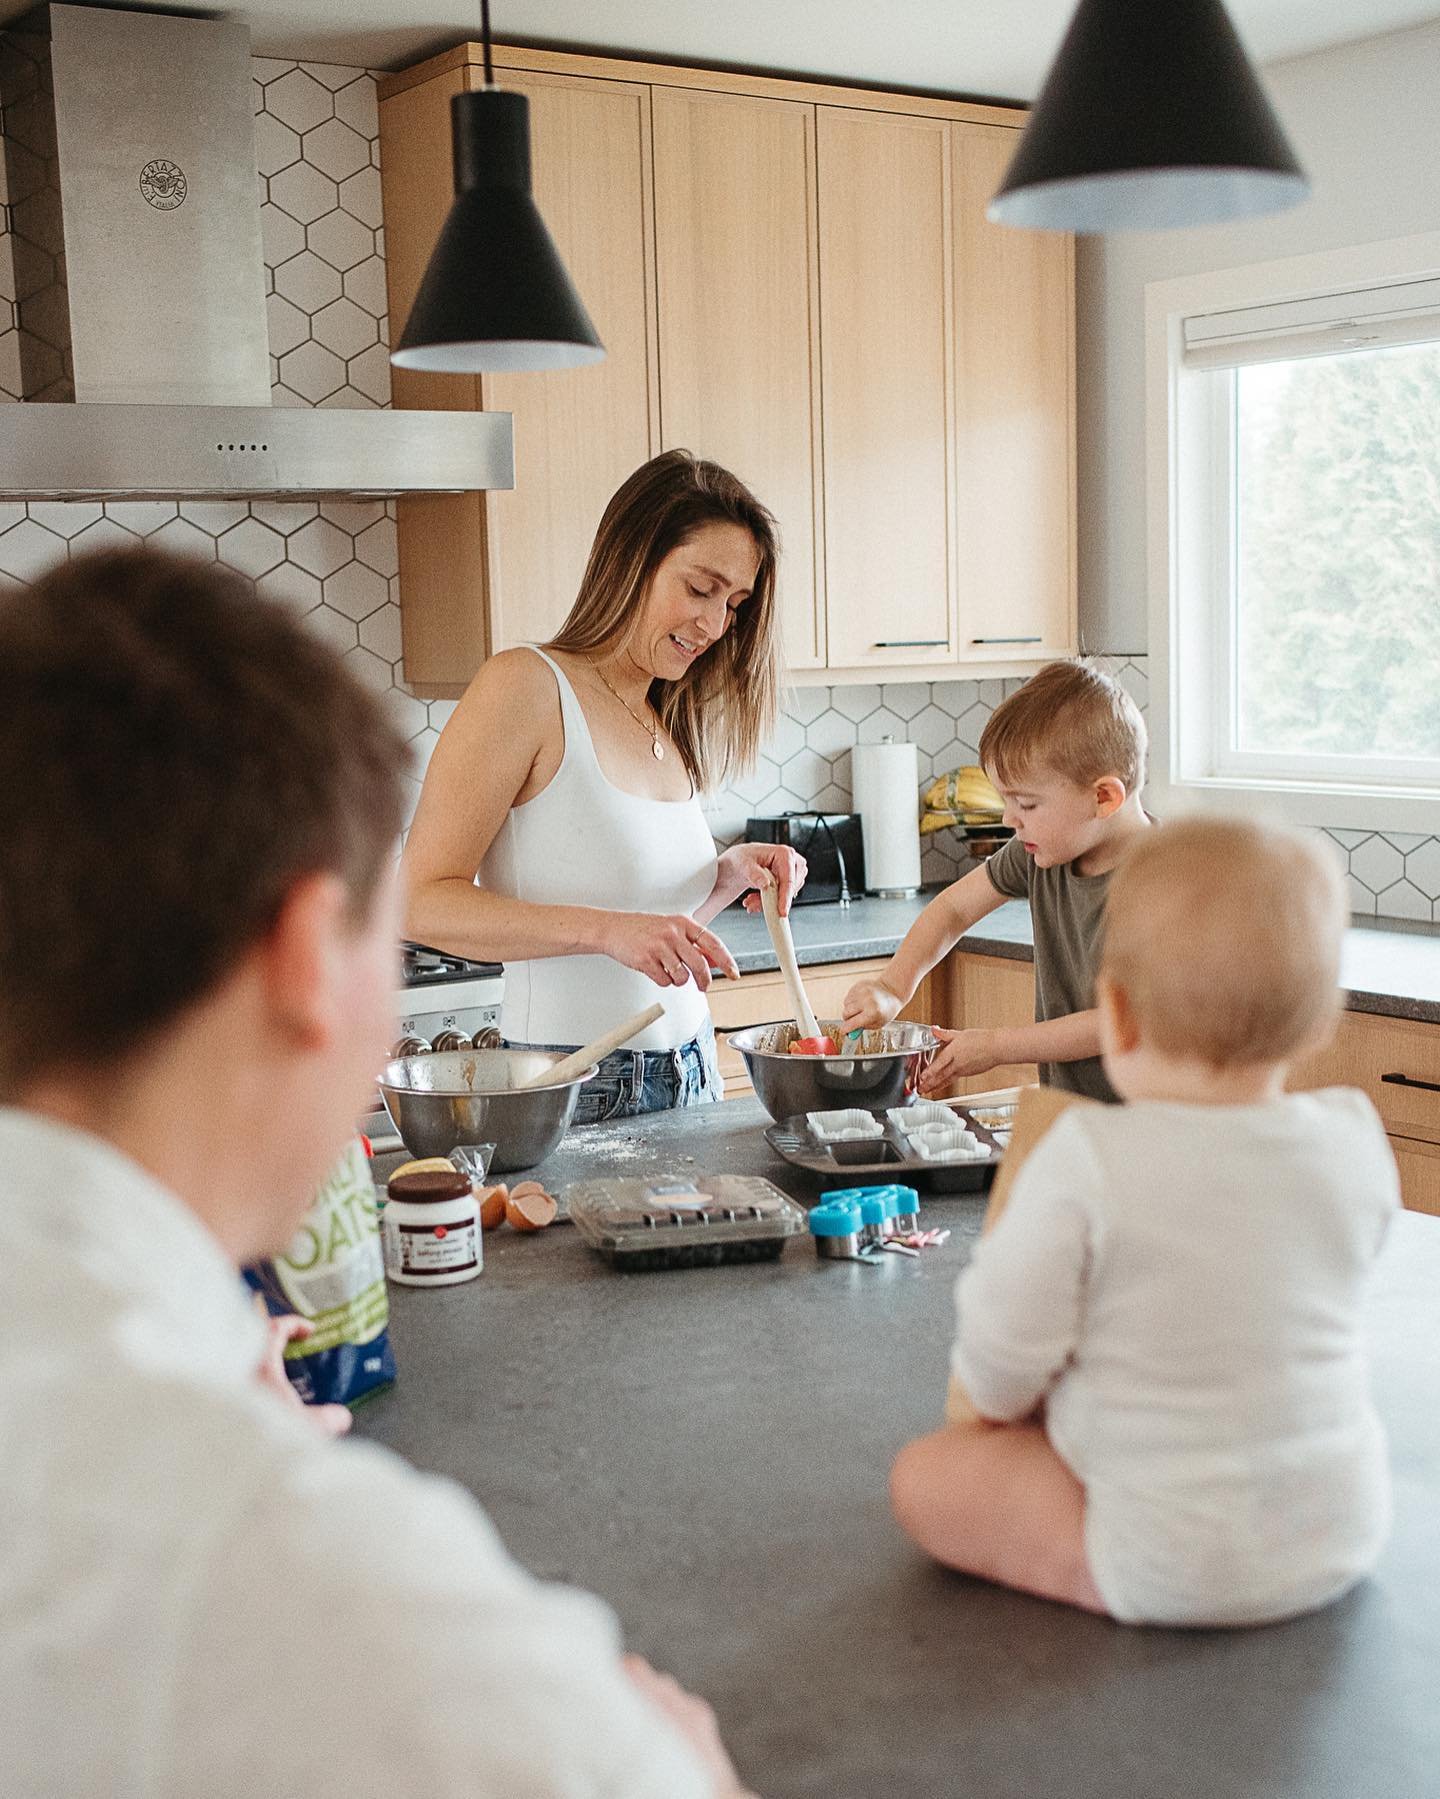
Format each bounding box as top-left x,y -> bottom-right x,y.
764,1103 -> 1003,1193
566,1175 -> 808,1271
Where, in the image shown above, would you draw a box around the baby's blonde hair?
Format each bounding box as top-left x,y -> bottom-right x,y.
1102,817 -> 1345,1069
980,660 -> 1146,796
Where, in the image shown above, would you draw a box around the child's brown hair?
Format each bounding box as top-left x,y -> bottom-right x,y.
979,661 -> 1146,795
1101,816 -> 1345,1068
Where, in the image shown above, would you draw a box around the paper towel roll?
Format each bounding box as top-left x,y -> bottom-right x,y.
852,738 -> 922,895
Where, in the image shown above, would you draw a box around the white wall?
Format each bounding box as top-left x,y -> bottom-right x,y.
1076,18 -> 1440,654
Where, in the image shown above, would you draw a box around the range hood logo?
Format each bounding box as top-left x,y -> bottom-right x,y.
139,158 -> 187,210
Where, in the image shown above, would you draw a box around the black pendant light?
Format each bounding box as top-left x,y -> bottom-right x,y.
988,0 -> 1309,233
390,0 -> 604,372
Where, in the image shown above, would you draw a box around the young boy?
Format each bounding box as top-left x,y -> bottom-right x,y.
889,818 -> 1399,1627
0,548 -> 750,1798
842,660 -> 1150,1100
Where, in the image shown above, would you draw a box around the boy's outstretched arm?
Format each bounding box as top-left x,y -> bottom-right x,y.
919,1007 -> 1101,1097
842,865 -> 1007,1031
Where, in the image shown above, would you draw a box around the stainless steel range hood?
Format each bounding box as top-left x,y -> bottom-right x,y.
0,5 -> 512,499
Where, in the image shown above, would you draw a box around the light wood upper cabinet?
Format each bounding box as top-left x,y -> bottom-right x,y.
651,88 -> 825,671
378,45 -> 1076,693
951,125 -> 1076,661
479,71 -> 657,654
379,65 -> 656,687
817,108 -> 955,671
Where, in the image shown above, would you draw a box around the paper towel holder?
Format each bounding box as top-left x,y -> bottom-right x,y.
853,733 -> 922,900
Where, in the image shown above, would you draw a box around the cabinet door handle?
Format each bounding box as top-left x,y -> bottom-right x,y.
970,636 -> 1042,644
1381,1071 -> 1440,1093
872,639 -> 949,648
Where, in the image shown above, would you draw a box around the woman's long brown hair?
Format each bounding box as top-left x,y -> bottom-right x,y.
544,450 -> 781,791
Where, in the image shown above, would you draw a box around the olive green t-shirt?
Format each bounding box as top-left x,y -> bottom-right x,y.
984,833 -> 1118,1103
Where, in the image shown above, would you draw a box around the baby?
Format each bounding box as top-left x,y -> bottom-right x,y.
890,817 -> 1400,1627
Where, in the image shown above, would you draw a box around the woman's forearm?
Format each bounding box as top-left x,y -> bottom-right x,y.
694,851 -> 749,926
404,877 -> 612,965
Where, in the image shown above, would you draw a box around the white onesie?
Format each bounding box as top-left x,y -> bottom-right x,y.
951,1089 -> 1400,1626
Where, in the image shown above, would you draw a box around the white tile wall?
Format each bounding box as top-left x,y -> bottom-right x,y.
0,58 -> 441,827
1,51 -> 1437,918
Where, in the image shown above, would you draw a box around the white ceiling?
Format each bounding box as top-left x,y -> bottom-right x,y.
4,0 -> 1440,97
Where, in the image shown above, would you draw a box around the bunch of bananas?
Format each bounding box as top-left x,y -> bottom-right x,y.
919,764 -> 1005,836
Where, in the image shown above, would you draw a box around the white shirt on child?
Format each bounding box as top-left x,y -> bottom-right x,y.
951,1089 -> 1399,1626
0,1108 -> 714,1799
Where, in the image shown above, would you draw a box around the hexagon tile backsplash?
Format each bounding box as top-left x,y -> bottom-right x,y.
0,58 -> 1435,924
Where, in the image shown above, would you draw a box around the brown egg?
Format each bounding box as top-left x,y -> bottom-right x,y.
506,1188 -> 558,1231
477,1184 -> 508,1230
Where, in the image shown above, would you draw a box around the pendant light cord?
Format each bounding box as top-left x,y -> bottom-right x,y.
480,0 -> 494,88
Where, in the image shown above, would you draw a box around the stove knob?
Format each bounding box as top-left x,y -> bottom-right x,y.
470,1026 -> 502,1050
431,1028 -> 473,1052
392,1034 -> 432,1058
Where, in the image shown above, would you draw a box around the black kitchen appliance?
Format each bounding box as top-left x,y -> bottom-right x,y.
745,812 -> 865,906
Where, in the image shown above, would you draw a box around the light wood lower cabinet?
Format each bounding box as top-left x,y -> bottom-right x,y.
709,958 -> 941,1100
941,951 -> 1040,1093
1289,1008 -> 1440,1216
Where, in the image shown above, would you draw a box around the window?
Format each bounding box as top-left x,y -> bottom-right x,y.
1147,234 -> 1440,832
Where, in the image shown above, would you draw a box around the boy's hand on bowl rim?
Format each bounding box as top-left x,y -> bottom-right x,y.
919,1026 -> 1002,1096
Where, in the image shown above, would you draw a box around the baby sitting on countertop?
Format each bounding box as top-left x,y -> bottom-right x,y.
890,817 -> 1400,1627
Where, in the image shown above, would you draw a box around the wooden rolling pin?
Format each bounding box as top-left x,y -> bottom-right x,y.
760,883 -> 823,1042
521,1001 -> 665,1090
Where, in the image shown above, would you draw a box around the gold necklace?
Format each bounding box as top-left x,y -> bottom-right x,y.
591,658 -> 665,761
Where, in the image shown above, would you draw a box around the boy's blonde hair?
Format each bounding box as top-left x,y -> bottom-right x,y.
1102,817 -> 1345,1069
979,661 -> 1146,795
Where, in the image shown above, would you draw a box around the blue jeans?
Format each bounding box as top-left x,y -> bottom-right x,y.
503,1017 -> 722,1125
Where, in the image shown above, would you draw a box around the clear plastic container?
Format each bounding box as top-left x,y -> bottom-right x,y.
566,1175 -> 808,1271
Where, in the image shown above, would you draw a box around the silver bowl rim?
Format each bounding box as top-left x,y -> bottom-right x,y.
376,1047 -> 600,1099
725,1022 -> 941,1063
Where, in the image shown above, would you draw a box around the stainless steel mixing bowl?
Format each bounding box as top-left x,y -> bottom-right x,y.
377,1047 -> 598,1173
726,1020 -> 940,1123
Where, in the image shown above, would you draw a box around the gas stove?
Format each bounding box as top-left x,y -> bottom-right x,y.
393,941 -> 504,1055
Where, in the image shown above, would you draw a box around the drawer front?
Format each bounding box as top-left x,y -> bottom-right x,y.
1289,1010 -> 1440,1146
1388,1135 -> 1440,1217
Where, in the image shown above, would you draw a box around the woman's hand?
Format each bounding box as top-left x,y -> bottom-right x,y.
724,842 -> 807,915
608,911 -> 741,990
918,1026 -> 1002,1096
841,974 -> 904,1033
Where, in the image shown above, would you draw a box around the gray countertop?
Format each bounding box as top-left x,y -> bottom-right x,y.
358,1099 -> 1440,1799
713,891 -> 1440,1024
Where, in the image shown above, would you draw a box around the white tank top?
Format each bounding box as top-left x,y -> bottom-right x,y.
481,648 -> 718,1052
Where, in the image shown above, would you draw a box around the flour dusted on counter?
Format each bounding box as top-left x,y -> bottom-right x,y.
244,1136 -> 396,1407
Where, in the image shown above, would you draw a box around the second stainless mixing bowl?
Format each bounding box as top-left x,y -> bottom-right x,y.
726,1020 -> 939,1122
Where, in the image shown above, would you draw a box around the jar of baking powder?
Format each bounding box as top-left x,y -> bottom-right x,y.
381,1169 -> 482,1286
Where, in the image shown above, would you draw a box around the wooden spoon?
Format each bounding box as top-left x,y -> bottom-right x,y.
519,1002 -> 665,1089
760,884 -> 824,1044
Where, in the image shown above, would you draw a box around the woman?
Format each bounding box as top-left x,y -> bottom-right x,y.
403,450 -> 805,1121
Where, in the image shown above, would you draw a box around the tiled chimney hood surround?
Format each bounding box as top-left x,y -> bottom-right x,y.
0,4 -> 511,498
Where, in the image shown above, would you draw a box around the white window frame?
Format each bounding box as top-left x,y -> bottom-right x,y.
1146,230 -> 1440,834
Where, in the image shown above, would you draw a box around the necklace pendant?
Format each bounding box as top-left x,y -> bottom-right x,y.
652,739 -> 665,761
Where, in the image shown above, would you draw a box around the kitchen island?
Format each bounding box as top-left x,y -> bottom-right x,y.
360,1100 -> 1440,1799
